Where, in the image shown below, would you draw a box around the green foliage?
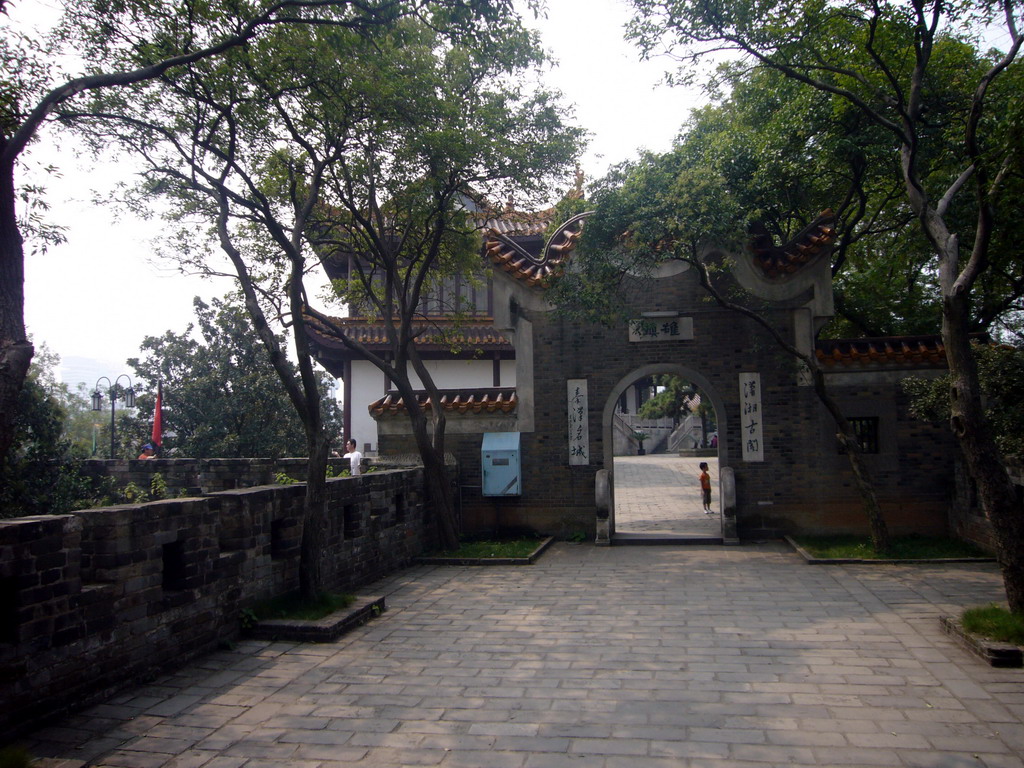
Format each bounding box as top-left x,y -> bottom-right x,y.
622,0 -> 1024,339
248,591 -> 355,622
549,149 -> 741,325
903,344 -> 1024,458
962,604 -> 1024,643
275,472 -> 298,485
150,472 -> 167,500
0,745 -> 34,768
119,481 -> 150,504
239,607 -> 259,631
793,534 -> 987,560
294,16 -> 585,325
128,295 -> 343,459
0,343 -> 105,518
434,538 -> 540,558
637,375 -> 712,424
681,64 -> 946,337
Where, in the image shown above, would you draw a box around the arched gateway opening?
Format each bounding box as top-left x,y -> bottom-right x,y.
603,364 -> 728,543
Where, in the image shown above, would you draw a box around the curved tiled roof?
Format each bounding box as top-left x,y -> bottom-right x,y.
473,208 -> 553,237
303,312 -> 511,353
815,335 -> 946,367
369,387 -> 518,418
749,210 -> 838,278
485,211 -> 593,287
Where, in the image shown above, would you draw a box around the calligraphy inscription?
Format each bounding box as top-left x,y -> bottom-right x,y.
567,378 -> 589,465
628,317 -> 694,342
739,372 -> 764,462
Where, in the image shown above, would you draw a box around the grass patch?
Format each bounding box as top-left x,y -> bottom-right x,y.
433,538 -> 541,559
792,534 -> 988,560
250,591 -> 355,621
0,746 -> 33,768
962,603 -> 1024,646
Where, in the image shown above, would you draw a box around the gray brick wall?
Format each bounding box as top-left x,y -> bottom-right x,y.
0,468 -> 431,742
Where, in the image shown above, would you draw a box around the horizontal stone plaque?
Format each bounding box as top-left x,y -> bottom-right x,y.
628,317 -> 694,342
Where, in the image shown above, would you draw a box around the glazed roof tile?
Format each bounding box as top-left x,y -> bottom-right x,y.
485,211 -> 590,287
749,210 -> 838,278
815,335 -> 947,367
304,312 -> 511,352
369,387 -> 518,417
473,208 -> 554,237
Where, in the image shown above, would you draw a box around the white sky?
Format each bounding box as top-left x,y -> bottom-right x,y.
18,0 -> 705,384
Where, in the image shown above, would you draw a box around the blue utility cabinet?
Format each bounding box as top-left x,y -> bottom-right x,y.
481,432 -> 521,496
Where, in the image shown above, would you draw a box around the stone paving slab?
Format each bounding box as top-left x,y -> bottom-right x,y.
613,455 -> 721,537
20,541 -> 1024,767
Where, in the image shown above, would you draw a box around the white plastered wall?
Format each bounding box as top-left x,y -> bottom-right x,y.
349,357 -> 515,451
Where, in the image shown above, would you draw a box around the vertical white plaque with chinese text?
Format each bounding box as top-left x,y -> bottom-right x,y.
567,379 -> 589,465
739,372 -> 764,462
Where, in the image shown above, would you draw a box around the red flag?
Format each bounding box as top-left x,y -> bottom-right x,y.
151,382 -> 163,447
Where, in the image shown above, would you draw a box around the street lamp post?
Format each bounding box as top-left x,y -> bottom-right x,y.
91,375 -> 136,459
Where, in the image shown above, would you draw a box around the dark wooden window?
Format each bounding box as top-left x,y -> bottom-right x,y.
418,273 -> 492,317
844,417 -> 880,454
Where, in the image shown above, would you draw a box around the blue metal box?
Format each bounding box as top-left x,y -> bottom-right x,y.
481,432 -> 521,496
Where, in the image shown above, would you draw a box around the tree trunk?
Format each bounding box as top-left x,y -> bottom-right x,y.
810,368 -> 891,554
408,411 -> 459,550
0,158 -> 33,466
943,290 -> 1024,613
299,434 -> 330,600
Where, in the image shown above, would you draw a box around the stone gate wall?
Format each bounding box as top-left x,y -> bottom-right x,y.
0,468 -> 431,742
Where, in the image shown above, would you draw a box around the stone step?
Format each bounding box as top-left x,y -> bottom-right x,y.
612,532 -> 724,545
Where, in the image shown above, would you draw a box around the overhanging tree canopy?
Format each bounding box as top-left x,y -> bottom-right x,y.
624,0 -> 1024,610
70,3 -> 582,588
1,0 -> 421,472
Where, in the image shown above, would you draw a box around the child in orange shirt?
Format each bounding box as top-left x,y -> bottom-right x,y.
699,461 -> 713,513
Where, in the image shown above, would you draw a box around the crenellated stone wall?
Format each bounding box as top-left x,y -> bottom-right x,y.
0,468 -> 431,743
77,456 -> 358,497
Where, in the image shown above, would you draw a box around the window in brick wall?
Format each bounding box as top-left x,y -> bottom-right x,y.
162,541 -> 188,591
841,417 -> 880,454
344,504 -> 359,540
0,576 -> 17,643
270,519 -> 288,560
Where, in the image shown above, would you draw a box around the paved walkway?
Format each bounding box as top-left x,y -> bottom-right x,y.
24,543 -> 1023,767
614,455 -> 721,537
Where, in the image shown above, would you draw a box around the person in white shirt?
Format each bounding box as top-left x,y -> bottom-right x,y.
343,438 -> 363,476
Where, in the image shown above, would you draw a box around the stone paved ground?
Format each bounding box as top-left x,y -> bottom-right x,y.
24,541 -> 1024,767
614,455 -> 721,537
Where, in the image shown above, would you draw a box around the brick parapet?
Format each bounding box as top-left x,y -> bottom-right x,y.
77,456 -> 352,496
0,467 -> 431,742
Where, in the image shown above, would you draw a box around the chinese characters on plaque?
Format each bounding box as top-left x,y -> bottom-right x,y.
567,378 -> 589,465
739,372 -> 764,462
628,316 -> 694,342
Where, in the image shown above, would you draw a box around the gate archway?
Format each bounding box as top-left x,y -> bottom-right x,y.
601,363 -> 730,542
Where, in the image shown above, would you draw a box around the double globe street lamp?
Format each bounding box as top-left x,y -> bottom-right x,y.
91,375 -> 136,459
